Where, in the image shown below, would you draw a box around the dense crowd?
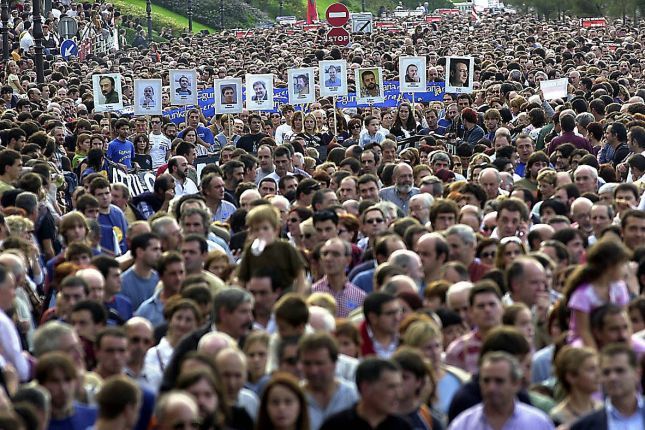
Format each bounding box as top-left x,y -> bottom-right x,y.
1,1 -> 645,430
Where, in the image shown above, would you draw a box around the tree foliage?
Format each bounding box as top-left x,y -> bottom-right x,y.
505,0 -> 644,21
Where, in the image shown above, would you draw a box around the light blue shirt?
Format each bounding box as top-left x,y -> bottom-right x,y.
307,378 -> 358,430
120,267 -> 160,310
607,394 -> 645,430
213,200 -> 237,223
448,401 -> 554,430
135,289 -> 165,327
379,185 -> 420,213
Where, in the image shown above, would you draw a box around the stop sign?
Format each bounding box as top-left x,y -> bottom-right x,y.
326,27 -> 350,46
326,3 -> 350,27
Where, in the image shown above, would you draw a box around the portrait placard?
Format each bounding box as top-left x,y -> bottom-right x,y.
92,73 -> 123,112
287,67 -> 316,104
319,60 -> 348,97
355,67 -> 385,105
214,78 -> 243,114
245,74 -> 274,111
169,69 -> 198,106
133,79 -> 162,116
445,56 -> 474,94
399,56 -> 427,93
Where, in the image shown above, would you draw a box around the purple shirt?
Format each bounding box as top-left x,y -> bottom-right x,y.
312,276 -> 366,318
547,131 -> 594,155
568,281 -> 629,340
448,401 -> 554,430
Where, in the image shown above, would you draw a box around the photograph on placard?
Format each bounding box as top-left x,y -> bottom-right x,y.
355,67 -> 385,105
445,56 -> 474,94
399,56 -> 427,93
245,74 -> 274,111
169,69 -> 198,106
287,68 -> 316,104
93,73 -> 123,112
319,60 -> 348,97
133,79 -> 162,116
214,78 -> 243,114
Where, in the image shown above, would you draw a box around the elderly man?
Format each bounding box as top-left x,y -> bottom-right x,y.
154,392 -> 201,430
445,224 -> 490,282
387,249 -> 424,288
408,193 -> 433,225
414,232 -> 449,287
215,347 -> 259,420
570,197 -> 593,238
573,165 -> 599,194
379,162 -> 420,213
478,167 -> 505,201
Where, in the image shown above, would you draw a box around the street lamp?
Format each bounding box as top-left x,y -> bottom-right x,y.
362,0 -> 365,12
146,0 -> 152,43
33,0 -> 45,83
220,0 -> 224,29
1,0 -> 9,61
279,0 -> 284,17
188,0 -> 193,33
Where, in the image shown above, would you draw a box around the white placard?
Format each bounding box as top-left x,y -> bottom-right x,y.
355,67 -> 385,105
245,74 -> 274,111
540,78 -> 569,100
133,79 -> 162,116
214,78 -> 243,114
319,60 -> 348,97
92,73 -> 123,112
169,69 -> 198,106
445,56 -> 474,94
399,56 -> 427,93
288,67 -> 316,104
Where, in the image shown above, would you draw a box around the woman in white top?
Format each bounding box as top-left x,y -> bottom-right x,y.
143,298 -> 202,391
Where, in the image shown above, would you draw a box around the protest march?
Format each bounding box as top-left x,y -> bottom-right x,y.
1,0 -> 645,429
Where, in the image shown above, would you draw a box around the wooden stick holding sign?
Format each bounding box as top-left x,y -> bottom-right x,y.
333,96 -> 338,136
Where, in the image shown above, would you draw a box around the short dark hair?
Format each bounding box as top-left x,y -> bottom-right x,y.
601,342 -> 638,369
0,149 -> 21,175
363,292 -> 397,319
95,327 -> 127,350
96,375 -> 141,420
355,357 -> 400,393
298,332 -> 339,363
469,280 -> 502,307
91,255 -> 120,280
183,233 -> 208,254
312,210 -> 339,226
71,300 -> 107,325
479,326 -> 531,362
157,251 -> 183,276
131,232 -> 160,260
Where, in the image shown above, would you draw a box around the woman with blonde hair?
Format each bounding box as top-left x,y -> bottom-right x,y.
550,346 -> 601,426
401,318 -> 469,417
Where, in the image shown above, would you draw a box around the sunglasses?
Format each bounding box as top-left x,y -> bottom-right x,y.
481,225 -> 495,232
365,218 -> 384,225
288,217 -> 299,223
480,251 -> 495,258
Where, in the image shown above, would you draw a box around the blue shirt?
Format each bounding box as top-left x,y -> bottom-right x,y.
48,402 -> 97,430
448,401 -> 554,430
107,138 -> 135,168
353,268 -> 375,293
213,200 -> 237,223
307,379 -> 359,430
135,289 -> 165,327
607,394 -> 645,430
120,267 -> 159,310
179,125 -> 215,145
379,186 -> 420,213
98,205 -> 128,254
105,294 -> 133,325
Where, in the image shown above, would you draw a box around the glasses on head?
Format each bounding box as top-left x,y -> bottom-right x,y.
365,218 -> 384,225
500,236 -> 522,245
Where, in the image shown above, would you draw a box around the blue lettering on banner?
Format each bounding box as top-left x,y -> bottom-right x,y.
163,81 -> 445,124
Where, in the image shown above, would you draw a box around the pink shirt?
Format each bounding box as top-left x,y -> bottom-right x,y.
568,281 -> 629,339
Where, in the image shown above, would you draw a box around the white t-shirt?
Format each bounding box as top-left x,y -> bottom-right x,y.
275,123 -> 292,144
148,132 -> 171,169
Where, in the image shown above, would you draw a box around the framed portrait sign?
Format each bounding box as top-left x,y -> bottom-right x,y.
355,67 -> 385,105
245,74 -> 274,111
214,78 -> 243,114
133,79 -> 162,116
399,56 -> 427,93
93,73 -> 123,112
288,67 -> 316,104
445,56 -> 474,94
169,69 -> 198,106
319,60 -> 348,97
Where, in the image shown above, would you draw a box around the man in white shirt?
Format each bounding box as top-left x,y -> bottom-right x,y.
0,263 -> 30,381
148,116 -> 171,169
169,156 -> 198,196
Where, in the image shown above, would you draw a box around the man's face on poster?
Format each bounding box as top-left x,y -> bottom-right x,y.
407,65 -> 418,80
100,77 -> 114,96
254,82 -> 266,99
179,76 -> 189,89
454,62 -> 468,86
362,72 -> 376,90
328,67 -> 337,80
223,87 -> 234,103
296,77 -> 307,92
144,86 -> 154,98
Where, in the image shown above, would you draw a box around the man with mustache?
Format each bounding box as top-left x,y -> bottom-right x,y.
379,162 -> 420,213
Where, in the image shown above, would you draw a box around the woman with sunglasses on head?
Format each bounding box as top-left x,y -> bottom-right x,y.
494,236 -> 527,270
133,133 -> 153,171
322,109 -> 350,147
343,118 -> 363,147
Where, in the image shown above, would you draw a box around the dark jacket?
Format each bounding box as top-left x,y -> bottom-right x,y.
570,403 -> 645,430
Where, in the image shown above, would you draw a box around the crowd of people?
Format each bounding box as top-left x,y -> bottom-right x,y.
1,1 -> 645,430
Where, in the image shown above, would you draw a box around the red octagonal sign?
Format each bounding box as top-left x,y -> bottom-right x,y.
326,27 -> 350,46
326,3 -> 350,27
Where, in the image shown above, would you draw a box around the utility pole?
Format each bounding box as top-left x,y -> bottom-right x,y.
188,0 -> 193,32
361,0 -> 365,12
279,0 -> 284,17
146,0 -> 153,42
220,0 -> 224,29
33,0 -> 45,83
1,0 -> 9,61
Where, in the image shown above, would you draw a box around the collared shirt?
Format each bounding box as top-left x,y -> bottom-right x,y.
366,324 -> 398,359
445,329 -> 483,374
606,394 -> 645,430
312,276 -> 366,318
448,401 -> 554,430
134,289 -> 165,327
174,177 -> 199,197
378,185 -> 420,213
212,200 -> 237,223
306,378 -> 359,430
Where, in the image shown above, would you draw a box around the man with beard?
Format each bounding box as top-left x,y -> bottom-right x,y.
168,156 -> 198,196
325,65 -> 341,87
99,75 -> 120,104
360,70 -> 381,98
295,74 -> 310,97
379,163 -> 420,213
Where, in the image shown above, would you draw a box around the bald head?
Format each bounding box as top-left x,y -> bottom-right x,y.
197,331 -> 237,356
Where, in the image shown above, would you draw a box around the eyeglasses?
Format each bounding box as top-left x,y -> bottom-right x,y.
288,217 -> 299,223
365,218 -> 384,225
480,251 -> 495,258
271,114 -> 281,118
481,225 -> 495,232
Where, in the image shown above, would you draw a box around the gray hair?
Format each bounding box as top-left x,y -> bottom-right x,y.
446,281 -> 473,302
574,164 -> 598,180
387,249 -> 421,271
480,351 -> 523,382
575,112 -> 595,129
212,287 -> 253,324
15,192 -> 39,216
33,321 -> 75,357
445,224 -> 476,246
151,216 -> 179,236
410,193 -> 434,209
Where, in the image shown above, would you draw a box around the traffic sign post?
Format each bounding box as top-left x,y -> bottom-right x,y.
326,3 -> 349,27
326,27 -> 350,46
60,39 -> 78,61
351,12 -> 372,33
58,16 -> 78,40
